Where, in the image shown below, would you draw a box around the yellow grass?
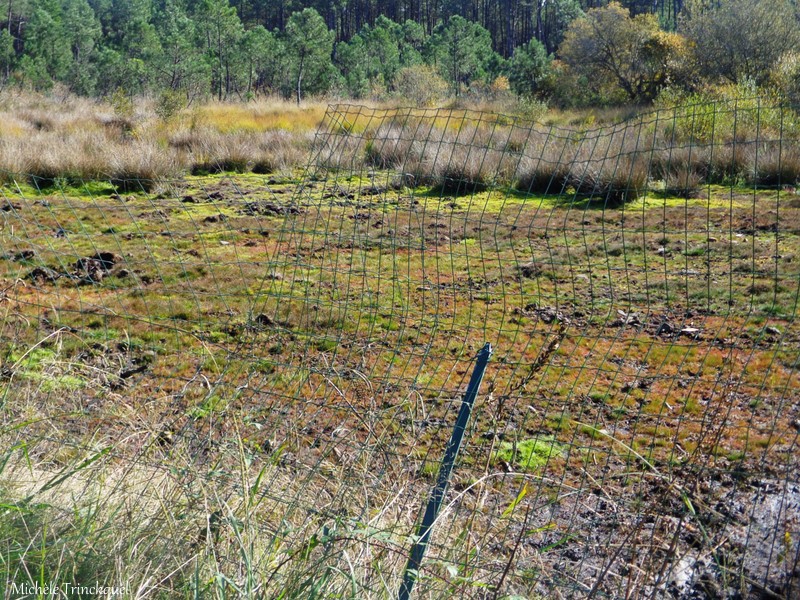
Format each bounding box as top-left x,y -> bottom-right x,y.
198,99 -> 330,133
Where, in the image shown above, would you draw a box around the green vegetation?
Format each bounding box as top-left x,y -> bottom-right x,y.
1,0 -> 800,109
492,437 -> 565,472
0,76 -> 799,598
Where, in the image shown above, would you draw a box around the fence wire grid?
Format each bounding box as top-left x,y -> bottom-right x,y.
1,101 -> 799,599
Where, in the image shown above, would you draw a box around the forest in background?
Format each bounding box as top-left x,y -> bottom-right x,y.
1,0 -> 800,108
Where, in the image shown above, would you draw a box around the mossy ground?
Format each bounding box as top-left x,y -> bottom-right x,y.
1,169 -> 798,597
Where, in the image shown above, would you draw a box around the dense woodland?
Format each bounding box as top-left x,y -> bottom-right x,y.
1,0 -> 800,107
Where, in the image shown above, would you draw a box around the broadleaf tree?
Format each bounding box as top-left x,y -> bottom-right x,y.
559,2 -> 687,103
680,0 -> 800,85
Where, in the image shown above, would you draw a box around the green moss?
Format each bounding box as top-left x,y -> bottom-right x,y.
188,394 -> 228,419
493,436 -> 565,472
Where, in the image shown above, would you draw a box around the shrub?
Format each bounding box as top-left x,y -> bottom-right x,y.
392,65 -> 449,107
770,51 -> 800,107
155,89 -> 186,122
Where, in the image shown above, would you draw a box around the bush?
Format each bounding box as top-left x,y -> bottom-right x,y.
155,89 -> 186,122
392,65 -> 449,107
681,0 -> 800,86
770,52 -> 800,108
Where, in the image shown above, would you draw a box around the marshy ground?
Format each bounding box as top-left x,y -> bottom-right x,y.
0,102 -> 798,599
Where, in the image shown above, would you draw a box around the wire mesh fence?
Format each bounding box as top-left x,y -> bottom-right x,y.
1,100 -> 799,599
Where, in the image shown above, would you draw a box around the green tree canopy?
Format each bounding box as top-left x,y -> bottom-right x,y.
559,2 -> 688,103
242,26 -> 285,97
23,0 -> 71,83
151,0 -> 210,99
195,0 -> 245,100
426,15 -> 498,96
538,0 -> 583,54
508,39 -> 551,98
284,8 -> 335,104
62,0 -> 102,94
335,34 -> 371,98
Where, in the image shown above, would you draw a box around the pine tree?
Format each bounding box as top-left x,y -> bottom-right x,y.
427,15 -> 497,96
153,0 -> 210,99
195,0 -> 245,100
241,25 -> 284,97
284,8 -> 335,103
508,39 -> 550,98
62,0 -> 102,94
21,0 -> 71,87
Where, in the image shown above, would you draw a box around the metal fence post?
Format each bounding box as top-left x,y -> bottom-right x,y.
398,342 -> 493,600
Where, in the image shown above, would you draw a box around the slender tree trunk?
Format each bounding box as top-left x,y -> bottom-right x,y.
217,24 -> 224,101
296,54 -> 304,105
247,56 -> 253,96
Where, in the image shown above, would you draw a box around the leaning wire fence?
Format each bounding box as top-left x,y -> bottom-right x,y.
0,100 -> 798,599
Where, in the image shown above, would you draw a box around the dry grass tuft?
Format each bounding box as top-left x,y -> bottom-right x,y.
664,166 -> 705,198
748,141 -> 800,186
108,141 -> 186,191
568,155 -> 649,206
0,94 -> 318,185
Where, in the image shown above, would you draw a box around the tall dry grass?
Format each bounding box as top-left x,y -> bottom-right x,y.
333,98 -> 800,201
2,91 -> 799,198
0,92 -> 323,188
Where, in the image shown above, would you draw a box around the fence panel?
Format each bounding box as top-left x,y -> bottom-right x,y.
0,101 -> 798,599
